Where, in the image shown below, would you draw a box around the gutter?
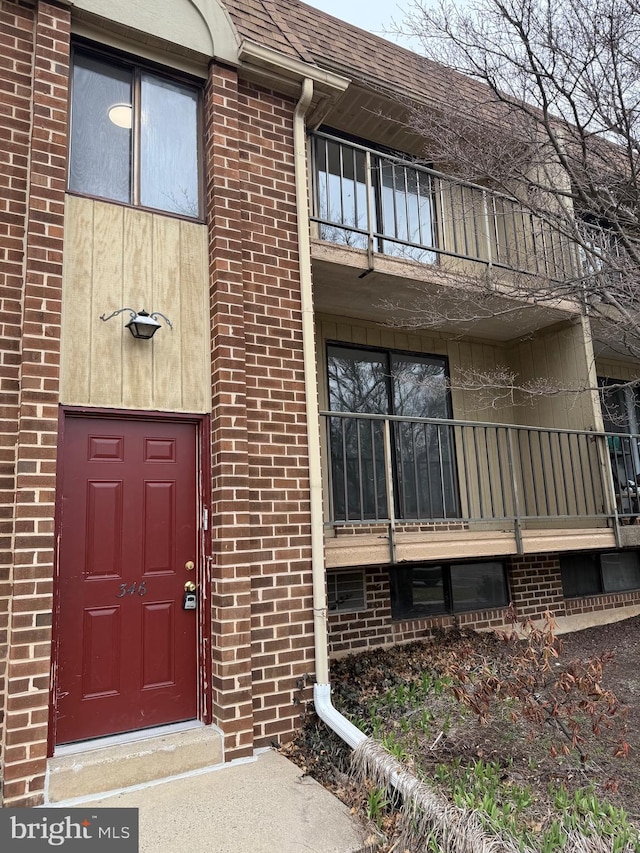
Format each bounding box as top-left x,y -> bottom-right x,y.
240,41 -> 351,96
292,77 -> 366,750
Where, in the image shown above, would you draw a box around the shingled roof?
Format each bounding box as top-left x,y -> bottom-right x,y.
223,0 -> 482,108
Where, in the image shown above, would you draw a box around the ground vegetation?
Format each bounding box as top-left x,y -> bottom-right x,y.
284,614 -> 640,851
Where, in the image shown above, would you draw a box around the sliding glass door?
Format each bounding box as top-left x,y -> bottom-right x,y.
327,344 -> 459,521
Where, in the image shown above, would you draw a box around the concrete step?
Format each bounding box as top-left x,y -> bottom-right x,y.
46,723 -> 224,802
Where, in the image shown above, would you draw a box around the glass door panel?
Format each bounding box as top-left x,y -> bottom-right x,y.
328,346 -> 389,520
327,345 -> 459,521
391,355 -> 459,519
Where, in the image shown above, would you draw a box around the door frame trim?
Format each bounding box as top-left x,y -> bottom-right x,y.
49,405 -> 212,756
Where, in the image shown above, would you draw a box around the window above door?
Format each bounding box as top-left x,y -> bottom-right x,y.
69,47 -> 202,219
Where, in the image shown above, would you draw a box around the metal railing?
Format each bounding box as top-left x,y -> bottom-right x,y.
323,412 -> 639,548
310,131 -> 580,280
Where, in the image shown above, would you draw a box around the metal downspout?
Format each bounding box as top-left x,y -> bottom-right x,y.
293,78 -> 366,750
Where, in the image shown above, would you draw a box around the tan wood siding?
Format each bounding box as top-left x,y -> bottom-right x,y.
509,319 -> 600,430
507,319 -> 605,518
596,357 -> 640,385
447,338 -> 515,424
61,195 -> 210,412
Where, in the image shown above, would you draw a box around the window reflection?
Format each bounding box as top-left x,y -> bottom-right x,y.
599,377 -> 640,514
328,346 -> 389,414
378,160 -> 436,262
69,50 -> 201,218
390,561 -> 508,619
560,550 -> 640,597
70,54 -> 132,203
327,344 -> 458,521
328,347 -> 389,520
316,139 -> 368,249
140,75 -> 199,217
313,136 -> 438,261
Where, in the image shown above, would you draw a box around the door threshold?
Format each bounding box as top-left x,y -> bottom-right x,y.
54,720 -> 203,757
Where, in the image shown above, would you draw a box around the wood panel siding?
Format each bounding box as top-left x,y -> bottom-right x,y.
61,196 -> 210,412
508,318 -> 601,431
595,357 -> 640,386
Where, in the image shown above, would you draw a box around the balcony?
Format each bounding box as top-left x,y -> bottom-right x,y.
310,131 -> 579,282
321,412 -> 640,567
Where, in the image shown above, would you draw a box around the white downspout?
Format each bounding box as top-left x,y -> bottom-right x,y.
293,78 -> 367,750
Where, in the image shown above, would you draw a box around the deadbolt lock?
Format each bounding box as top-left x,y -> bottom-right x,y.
185,560 -> 195,571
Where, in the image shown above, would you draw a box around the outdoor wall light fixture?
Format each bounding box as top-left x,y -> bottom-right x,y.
100,308 -> 173,340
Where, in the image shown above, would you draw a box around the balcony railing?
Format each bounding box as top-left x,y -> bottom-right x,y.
323,412 -> 639,552
311,131 -> 580,281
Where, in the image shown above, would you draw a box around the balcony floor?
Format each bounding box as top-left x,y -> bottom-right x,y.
311,240 -> 575,340
324,524 -> 618,568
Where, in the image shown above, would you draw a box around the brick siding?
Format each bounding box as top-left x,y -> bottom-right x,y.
205,67 -> 314,755
564,588 -> 640,616
0,0 -> 69,806
0,0 -> 36,788
327,555 -> 569,656
205,64 -> 255,758
239,78 -> 314,747
507,555 -> 566,619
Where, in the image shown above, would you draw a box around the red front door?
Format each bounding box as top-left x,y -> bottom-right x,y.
55,415 -> 199,745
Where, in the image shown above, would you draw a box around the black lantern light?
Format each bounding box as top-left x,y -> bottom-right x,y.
100,308 -> 173,340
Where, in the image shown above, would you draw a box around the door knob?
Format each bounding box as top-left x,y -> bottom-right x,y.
184,581 -> 196,592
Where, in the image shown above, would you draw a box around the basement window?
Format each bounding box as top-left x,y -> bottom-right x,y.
327,570 -> 366,613
389,561 -> 509,620
560,550 -> 640,597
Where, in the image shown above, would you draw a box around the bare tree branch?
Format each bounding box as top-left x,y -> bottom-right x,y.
382,0 -> 640,407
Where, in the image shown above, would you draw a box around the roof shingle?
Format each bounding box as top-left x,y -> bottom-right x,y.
224,0 -> 480,108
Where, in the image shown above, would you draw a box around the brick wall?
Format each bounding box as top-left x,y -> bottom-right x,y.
328,555 -> 568,657
0,0 -> 36,787
508,555 -> 566,618
205,67 -> 314,754
205,64 -> 255,758
0,0 -> 69,806
564,587 -> 640,616
237,79 -> 315,746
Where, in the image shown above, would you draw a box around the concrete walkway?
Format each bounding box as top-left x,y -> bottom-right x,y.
51,749 -> 367,853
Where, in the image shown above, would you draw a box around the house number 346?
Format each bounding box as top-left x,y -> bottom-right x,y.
116,581 -> 147,598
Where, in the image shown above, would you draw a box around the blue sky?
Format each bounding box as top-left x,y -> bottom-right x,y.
302,0 -> 415,45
